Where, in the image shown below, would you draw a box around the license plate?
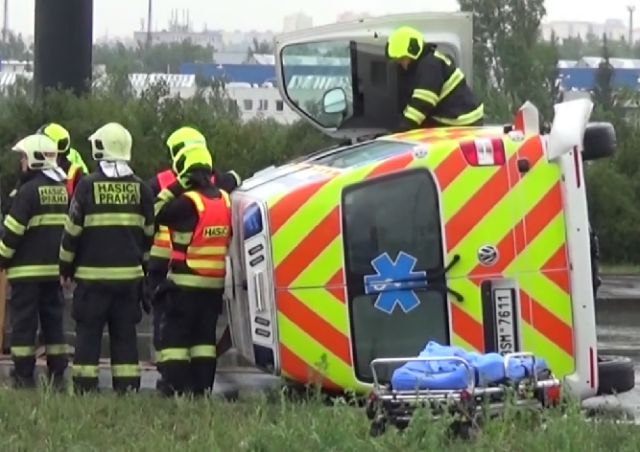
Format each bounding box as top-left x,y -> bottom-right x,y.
492,288 -> 517,355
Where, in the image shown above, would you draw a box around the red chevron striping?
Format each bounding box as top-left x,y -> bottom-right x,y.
327,270 -> 346,303
519,289 -> 574,355
433,147 -> 468,191
451,303 -> 485,351
274,207 -> 340,287
445,136 -> 545,251
278,291 -> 352,365
269,179 -> 328,234
540,244 -> 571,294
469,182 -> 563,281
364,153 -> 414,179
280,344 -> 341,389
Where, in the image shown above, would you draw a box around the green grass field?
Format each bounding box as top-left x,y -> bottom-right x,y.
0,388 -> 637,451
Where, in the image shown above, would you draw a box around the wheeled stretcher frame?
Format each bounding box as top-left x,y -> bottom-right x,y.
365,352 -> 562,437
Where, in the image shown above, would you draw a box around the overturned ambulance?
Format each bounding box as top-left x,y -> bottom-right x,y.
222,12 -> 631,405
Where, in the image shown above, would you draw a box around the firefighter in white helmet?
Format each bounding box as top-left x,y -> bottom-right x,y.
59,122 -> 155,394
0,135 -> 69,388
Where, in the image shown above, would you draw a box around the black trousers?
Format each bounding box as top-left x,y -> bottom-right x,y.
159,287 -> 222,396
72,281 -> 141,394
147,270 -> 166,371
9,281 -> 67,385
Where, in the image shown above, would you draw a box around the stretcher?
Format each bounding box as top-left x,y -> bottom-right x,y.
365,352 -> 562,437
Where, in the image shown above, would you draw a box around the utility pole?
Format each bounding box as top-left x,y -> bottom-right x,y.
2,0 -> 8,43
628,4 -> 635,48
145,0 -> 152,49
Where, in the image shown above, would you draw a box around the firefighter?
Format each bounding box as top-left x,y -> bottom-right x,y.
154,144 -> 232,397
4,123 -> 87,215
147,126 -> 241,387
0,134 -> 69,388
59,122 -> 155,394
386,26 -> 484,131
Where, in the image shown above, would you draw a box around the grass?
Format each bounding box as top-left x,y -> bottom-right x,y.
600,264 -> 640,275
0,388 -> 638,451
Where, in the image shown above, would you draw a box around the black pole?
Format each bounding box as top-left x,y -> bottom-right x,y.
34,0 -> 93,97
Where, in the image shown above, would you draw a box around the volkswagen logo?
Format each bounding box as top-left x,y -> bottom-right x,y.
478,245 -> 499,266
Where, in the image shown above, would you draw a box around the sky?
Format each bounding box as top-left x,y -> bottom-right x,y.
4,0 -> 638,40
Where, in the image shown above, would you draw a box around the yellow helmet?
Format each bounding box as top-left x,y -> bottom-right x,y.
166,127 -> 207,160
36,122 -> 71,152
88,122 -> 133,162
386,27 -> 424,60
12,134 -> 59,170
172,144 -> 213,182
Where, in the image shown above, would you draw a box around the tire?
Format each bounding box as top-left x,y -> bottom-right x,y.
583,122 -> 616,161
597,355 -> 635,395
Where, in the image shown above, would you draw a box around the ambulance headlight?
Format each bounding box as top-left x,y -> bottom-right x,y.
243,203 -> 263,240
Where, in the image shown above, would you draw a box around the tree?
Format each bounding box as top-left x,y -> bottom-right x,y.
592,35 -> 615,112
93,40 -> 215,73
458,0 -> 550,117
245,38 -> 274,63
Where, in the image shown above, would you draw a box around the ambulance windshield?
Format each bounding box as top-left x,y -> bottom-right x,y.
311,140 -> 410,169
341,169 -> 449,382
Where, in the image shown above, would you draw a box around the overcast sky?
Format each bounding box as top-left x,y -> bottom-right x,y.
4,0 -> 637,39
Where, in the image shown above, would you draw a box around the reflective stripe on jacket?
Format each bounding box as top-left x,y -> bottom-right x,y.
169,191 -> 231,289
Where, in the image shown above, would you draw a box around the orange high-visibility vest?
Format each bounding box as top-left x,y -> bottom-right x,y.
168,190 -> 231,289
66,163 -> 82,196
151,170 -> 218,263
150,170 -> 176,262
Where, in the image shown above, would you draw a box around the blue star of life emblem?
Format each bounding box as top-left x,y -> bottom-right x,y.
364,252 -> 427,314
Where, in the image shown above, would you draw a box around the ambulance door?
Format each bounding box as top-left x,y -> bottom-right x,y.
274,12 -> 473,140
442,136 -> 521,356
511,136 -> 576,377
342,168 -> 448,383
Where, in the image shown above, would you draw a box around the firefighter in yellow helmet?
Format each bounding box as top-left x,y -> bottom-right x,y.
386,26 -> 483,131
0,134 -> 68,388
153,144 -> 232,397
146,126 -> 240,390
2,123 -> 87,217
59,122 -> 155,394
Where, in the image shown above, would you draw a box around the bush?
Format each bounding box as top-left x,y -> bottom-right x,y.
0,389 -> 636,451
0,82 -> 334,199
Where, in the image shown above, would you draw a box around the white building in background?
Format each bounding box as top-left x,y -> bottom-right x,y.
336,11 -> 371,23
282,12 -> 313,33
541,18 -> 635,41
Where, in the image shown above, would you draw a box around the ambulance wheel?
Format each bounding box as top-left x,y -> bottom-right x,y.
597,355 -> 635,395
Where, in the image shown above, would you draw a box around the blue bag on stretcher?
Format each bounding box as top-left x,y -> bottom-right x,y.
390,341 -> 549,391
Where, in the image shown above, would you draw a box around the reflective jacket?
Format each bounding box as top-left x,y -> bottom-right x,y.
0,172 -> 68,281
59,169 -> 155,283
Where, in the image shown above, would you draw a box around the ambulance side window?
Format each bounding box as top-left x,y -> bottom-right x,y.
343,169 -> 442,270
342,169 -> 448,382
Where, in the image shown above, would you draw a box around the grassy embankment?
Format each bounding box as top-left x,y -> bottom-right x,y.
0,388 -> 636,451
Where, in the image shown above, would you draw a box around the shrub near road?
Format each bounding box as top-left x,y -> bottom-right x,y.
0,390 -> 635,451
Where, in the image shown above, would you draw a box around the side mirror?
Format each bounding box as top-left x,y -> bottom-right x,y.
582,122 -> 616,161
322,87 -> 348,114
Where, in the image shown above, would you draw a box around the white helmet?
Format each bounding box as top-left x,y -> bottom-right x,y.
12,134 -> 59,170
88,122 -> 132,162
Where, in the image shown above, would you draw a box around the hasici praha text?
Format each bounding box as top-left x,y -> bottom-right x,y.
38,186 -> 68,205
92,182 -> 141,205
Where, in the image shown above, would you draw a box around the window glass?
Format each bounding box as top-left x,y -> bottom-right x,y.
313,140 -> 410,169
342,170 -> 447,382
281,41 -> 351,128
